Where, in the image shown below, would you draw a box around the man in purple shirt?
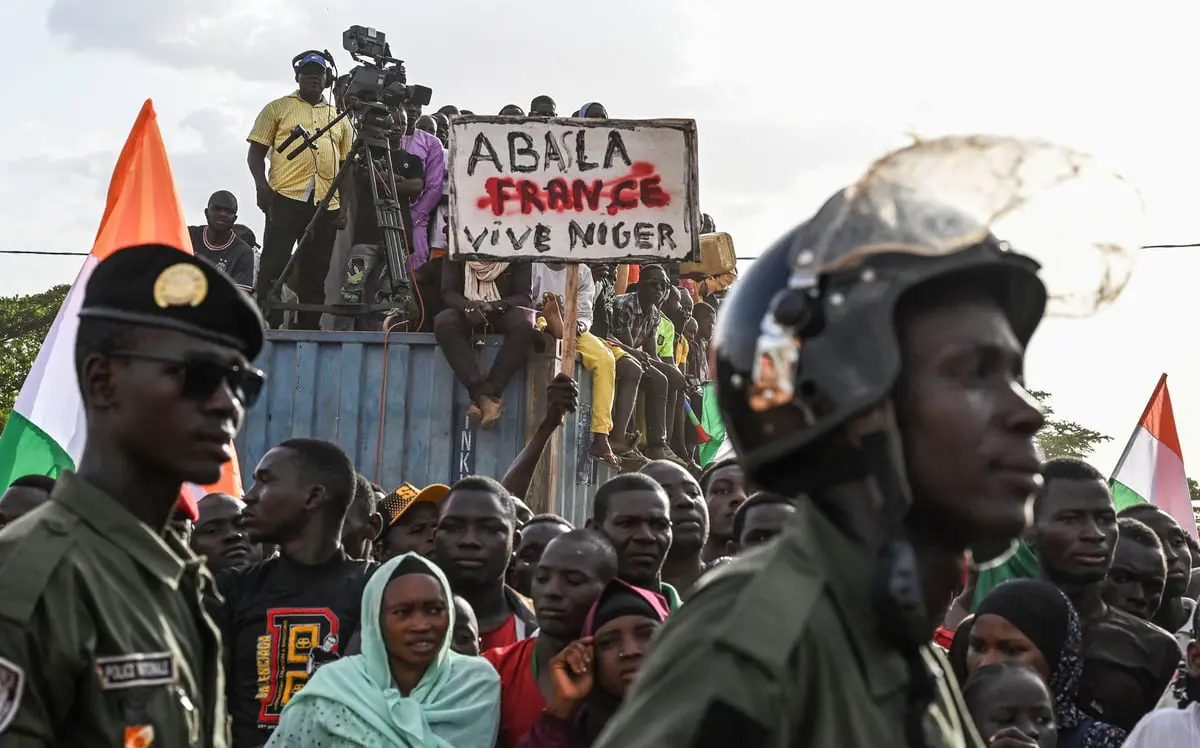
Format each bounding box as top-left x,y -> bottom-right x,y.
402,99 -> 446,269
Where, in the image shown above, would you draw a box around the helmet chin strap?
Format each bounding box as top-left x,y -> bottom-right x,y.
846,401 -> 936,748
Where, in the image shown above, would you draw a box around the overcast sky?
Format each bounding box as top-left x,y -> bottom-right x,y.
4,0 -> 1200,475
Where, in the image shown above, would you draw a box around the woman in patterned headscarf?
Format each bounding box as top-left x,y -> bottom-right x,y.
950,579 -> 1127,748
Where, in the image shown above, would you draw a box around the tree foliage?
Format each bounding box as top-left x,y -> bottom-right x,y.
0,285 -> 70,430
1029,389 -> 1112,461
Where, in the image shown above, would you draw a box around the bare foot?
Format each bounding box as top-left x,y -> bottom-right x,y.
588,434 -> 622,469
466,401 -> 482,422
479,396 -> 503,430
542,294 -> 565,339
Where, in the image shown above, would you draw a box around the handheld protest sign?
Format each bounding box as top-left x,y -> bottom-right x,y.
447,116 -> 700,264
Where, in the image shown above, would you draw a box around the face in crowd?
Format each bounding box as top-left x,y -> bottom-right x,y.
702,461 -> 747,543
434,484 -> 518,591
641,461 -> 707,558
384,501 -> 441,560
729,494 -> 796,555
532,532 -> 615,643
962,664 -> 1057,748
1032,472 -> 1117,586
589,477 -> 672,589
451,595 -> 481,656
380,569 -> 450,675
191,492 -> 257,572
510,518 -> 571,597
1101,518 -> 1166,621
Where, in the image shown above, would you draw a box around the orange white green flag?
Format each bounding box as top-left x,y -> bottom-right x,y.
0,100 -> 242,517
1110,373 -> 1196,538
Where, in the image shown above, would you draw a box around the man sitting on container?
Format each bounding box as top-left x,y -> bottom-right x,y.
532,261 -> 630,469
435,258 -> 539,429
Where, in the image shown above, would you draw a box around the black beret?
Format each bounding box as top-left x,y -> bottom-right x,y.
79,244 -> 265,359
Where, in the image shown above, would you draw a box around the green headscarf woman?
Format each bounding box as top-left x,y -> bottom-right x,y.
266,553 -> 501,747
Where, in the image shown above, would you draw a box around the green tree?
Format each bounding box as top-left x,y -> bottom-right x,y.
1029,390 -> 1112,461
0,285 -> 70,430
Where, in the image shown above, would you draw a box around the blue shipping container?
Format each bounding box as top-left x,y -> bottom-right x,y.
235,330 -> 614,526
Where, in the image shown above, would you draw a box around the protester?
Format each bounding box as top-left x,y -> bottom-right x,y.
518,579 -> 669,747
1101,516 -> 1167,622
486,530 -> 618,748
380,483 -> 449,560
606,266 -> 678,462
265,553 -> 501,747
400,97 -> 447,271
453,595 -> 483,656
587,474 -> 681,610
415,114 -> 438,136
0,474 -> 54,528
577,103 -> 609,119
499,104 -> 526,116
342,473 -> 385,561
641,460 -> 717,599
727,491 -> 795,555
434,476 -> 537,651
961,663 -> 1058,748
248,50 -> 351,330
1031,457 -> 1180,730
697,459 -> 746,563
532,261 -> 631,467
530,95 -> 557,117
192,492 -> 258,573
1120,503 -> 1196,639
189,190 -> 256,292
220,437 -> 373,747
435,261 -> 539,428
596,178 -> 1049,746
0,244 -> 264,745
432,112 -> 450,147
509,514 -> 573,597
954,579 -> 1127,747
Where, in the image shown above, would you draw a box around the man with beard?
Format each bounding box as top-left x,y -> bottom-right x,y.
219,438 -> 371,747
641,460 -> 722,599
1031,457 -> 1180,731
1120,503 -> 1196,643
484,529 -> 617,748
587,473 -> 681,610
191,492 -> 258,573
189,190 -> 256,292
0,244 -> 264,746
1101,517 -> 1167,622
434,476 -> 536,652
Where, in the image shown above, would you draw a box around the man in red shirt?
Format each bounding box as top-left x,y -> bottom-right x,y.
434,476 -> 536,650
483,529 -> 618,748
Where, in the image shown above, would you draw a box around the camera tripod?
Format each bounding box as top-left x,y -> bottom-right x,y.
260,112 -> 420,330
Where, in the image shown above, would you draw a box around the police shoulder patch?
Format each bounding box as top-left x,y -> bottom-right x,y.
0,656 -> 26,734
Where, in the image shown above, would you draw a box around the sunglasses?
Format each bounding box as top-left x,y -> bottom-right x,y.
110,351 -> 265,407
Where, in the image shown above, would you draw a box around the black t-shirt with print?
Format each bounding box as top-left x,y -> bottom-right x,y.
188,225 -> 256,290
215,552 -> 374,748
353,143 -> 425,249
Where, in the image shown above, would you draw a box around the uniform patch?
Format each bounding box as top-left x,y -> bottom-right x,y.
96,652 -> 177,690
0,656 -> 25,734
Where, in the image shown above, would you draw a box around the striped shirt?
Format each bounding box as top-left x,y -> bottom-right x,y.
247,92 -> 353,210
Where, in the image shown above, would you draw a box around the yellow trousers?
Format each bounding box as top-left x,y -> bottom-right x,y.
536,319 -> 615,434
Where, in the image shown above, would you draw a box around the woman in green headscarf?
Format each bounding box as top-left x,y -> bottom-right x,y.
266,553 -> 501,747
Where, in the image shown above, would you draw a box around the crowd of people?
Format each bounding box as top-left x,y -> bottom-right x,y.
2,45 -> 1199,748
184,48 -> 735,475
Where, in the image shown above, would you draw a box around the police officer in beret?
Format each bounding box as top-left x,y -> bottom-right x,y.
0,244 -> 265,747
593,141 -> 1067,747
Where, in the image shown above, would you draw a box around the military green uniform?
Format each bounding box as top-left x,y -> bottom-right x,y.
592,499 -> 983,748
0,472 -> 228,747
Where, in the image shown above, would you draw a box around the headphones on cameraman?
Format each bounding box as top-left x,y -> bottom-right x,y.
291,49 -> 336,89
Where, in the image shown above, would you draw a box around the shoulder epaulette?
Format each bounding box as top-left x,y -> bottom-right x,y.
0,509 -> 82,623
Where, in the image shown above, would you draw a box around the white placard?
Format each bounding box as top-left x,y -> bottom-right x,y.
448,116 -> 699,263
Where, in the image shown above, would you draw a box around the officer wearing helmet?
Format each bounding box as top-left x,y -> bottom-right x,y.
592,143 -> 1061,747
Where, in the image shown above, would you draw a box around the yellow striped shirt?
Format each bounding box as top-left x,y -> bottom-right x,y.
247,92 -> 353,210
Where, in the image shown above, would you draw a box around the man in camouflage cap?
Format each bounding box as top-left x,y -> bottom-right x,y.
0,243 -> 265,747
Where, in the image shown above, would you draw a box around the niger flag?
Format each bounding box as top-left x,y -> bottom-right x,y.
0,100 -> 243,519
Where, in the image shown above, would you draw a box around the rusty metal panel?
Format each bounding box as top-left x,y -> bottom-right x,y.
236,330 -> 531,492
549,363 -> 617,527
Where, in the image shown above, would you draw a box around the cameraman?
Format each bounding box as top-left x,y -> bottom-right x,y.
332,105 -> 426,331
247,50 -> 352,331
